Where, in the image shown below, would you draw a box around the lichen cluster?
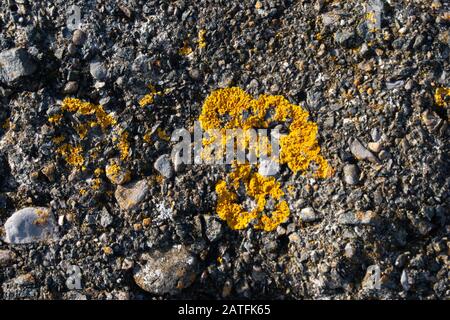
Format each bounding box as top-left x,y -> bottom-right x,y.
199,87 -> 332,231
434,87 -> 450,108
138,84 -> 161,107
48,97 -> 130,190
216,164 -> 290,231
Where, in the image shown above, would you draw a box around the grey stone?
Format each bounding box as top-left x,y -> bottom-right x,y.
343,164 -> 360,185
4,207 -> 58,244
133,245 -> 199,295
362,265 -> 381,290
203,215 -> 224,242
334,29 -> 357,48
72,29 -> 86,46
99,207 -> 113,228
154,154 -> 174,178
400,269 -> 410,291
0,249 -> 15,267
338,210 -> 378,226
115,179 -> 148,210
0,48 -> 37,84
299,207 -> 319,222
350,139 -> 379,163
89,61 -> 107,80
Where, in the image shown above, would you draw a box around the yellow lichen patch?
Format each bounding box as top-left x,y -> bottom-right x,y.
198,29 -> 207,49
57,144 -> 84,167
105,162 -> 119,178
33,208 -> 50,225
102,246 -> 113,255
138,84 -> 162,107
200,87 -> 332,231
199,87 -> 332,178
91,178 -> 102,190
52,135 -> 65,144
94,168 -> 103,177
1,117 -> 10,130
157,128 -> 170,141
61,97 -> 116,129
435,87 -> 450,108
179,40 -> 193,55
143,130 -> 152,143
48,114 -> 63,125
75,123 -> 89,140
139,94 -> 154,107
116,130 -> 130,160
215,164 -> 289,231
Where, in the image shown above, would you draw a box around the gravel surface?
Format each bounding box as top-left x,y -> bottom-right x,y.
0,0 -> 449,300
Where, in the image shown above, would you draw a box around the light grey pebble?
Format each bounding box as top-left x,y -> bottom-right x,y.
89,61 -> 107,80
299,207 -> 319,222
154,154 -> 174,178
258,158 -> 279,177
4,207 -> 58,244
133,245 -> 199,295
350,138 -> 379,163
115,179 -> 149,210
343,164 -> 360,185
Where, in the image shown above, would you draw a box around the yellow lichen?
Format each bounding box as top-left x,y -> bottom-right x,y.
138,84 -> 162,107
116,130 -> 130,160
33,208 -> 50,225
435,87 -> 450,108
199,87 -> 332,231
57,144 -> 84,167
1,117 -> 10,130
216,164 -> 290,231
105,162 -> 120,178
179,40 -> 193,55
52,135 -> 65,145
48,114 -> 63,125
157,128 -> 170,141
102,246 -> 113,255
91,178 -> 102,190
198,29 -> 207,49
61,97 -> 116,129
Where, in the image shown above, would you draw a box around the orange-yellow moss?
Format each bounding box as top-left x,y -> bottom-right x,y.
199,87 -> 332,231
435,87 -> 450,108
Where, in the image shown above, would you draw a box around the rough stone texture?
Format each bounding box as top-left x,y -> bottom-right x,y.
153,154 -> 174,178
0,0 -> 448,301
114,180 -> 148,210
4,207 -> 58,244
133,245 -> 199,295
0,48 -> 36,84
